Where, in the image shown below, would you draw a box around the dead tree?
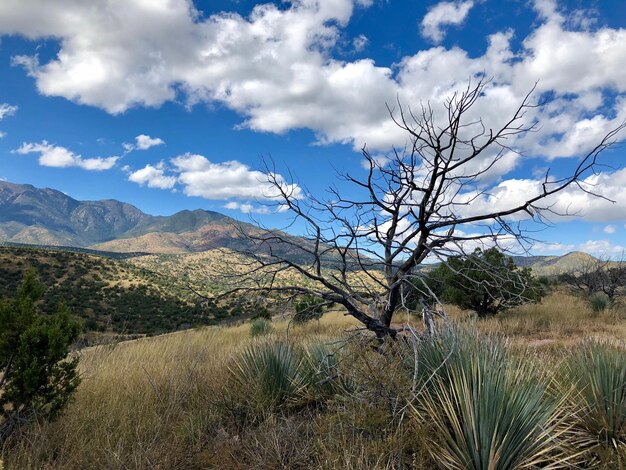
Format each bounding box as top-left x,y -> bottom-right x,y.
214,79 -> 625,340
563,256 -> 626,303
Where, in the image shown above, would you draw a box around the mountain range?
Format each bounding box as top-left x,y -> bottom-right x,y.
0,180 -> 600,275
0,180 -> 310,259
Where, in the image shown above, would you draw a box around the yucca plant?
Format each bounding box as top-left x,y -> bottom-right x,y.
412,329 -> 573,469
230,340 -> 346,418
230,341 -> 307,413
302,343 -> 353,400
562,341 -> 626,456
303,343 -> 339,397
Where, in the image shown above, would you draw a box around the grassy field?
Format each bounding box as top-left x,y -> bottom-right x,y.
1,291 -> 626,469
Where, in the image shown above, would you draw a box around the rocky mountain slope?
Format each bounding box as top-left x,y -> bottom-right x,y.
0,180 -> 281,255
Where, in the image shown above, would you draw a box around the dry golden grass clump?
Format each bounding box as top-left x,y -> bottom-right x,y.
1,293 -> 626,469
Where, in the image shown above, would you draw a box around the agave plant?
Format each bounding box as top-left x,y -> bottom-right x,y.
563,340 -> 626,454
412,329 -> 573,469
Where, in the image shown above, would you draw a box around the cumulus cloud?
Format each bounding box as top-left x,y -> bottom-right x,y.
122,134 -> 165,154
603,225 -> 616,234
14,141 -> 119,170
1,0 -> 626,175
126,153 -> 302,209
454,167 -> 626,223
420,1 -> 475,43
577,239 -> 626,257
127,161 -> 177,189
532,0 -> 563,22
135,134 -> 165,150
172,153 -> 303,201
224,201 -> 272,214
532,239 -> 625,257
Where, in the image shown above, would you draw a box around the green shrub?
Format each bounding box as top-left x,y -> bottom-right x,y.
562,341 -> 626,460
0,269 -> 81,443
250,306 -> 271,321
422,248 -> 545,317
412,328 -> 572,469
249,317 -> 273,337
293,295 -> 325,324
589,292 -> 610,313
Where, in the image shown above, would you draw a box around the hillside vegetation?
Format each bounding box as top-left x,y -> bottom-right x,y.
2,292 -> 625,469
0,246 -> 232,337
512,251 -> 601,276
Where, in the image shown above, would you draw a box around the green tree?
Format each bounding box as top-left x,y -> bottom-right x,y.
426,248 -> 544,317
0,269 -> 81,442
293,295 -> 326,324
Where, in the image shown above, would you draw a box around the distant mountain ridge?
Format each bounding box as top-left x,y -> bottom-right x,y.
0,181 -> 315,263
0,181 -> 604,275
511,252 -> 599,276
0,180 -> 242,248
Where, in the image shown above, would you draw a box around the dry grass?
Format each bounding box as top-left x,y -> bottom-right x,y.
452,291 -> 626,348
1,312 -> 360,469
2,294 -> 626,469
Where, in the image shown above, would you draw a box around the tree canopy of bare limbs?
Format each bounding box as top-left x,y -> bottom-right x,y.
213,79 -> 626,340
561,256 -> 626,304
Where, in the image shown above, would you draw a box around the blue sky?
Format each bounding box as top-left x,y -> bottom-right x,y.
0,0 -> 625,257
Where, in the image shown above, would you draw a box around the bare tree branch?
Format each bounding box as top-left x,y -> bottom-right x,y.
205,78 -> 625,340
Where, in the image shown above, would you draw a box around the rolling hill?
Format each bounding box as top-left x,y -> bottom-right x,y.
0,245 -> 237,337
511,251 -> 600,276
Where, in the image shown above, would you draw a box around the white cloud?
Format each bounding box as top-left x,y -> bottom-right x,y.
603,224 -> 616,234
126,153 -> 302,204
453,167 -> 626,224
352,34 -> 368,52
127,161 -> 177,189
532,239 -> 625,257
577,239 -> 625,257
0,103 -> 18,120
172,153 -> 303,201
135,134 -> 165,150
14,141 -> 119,170
0,103 -> 18,138
531,241 -> 576,253
79,156 -> 120,171
532,0 -> 563,23
1,0 -> 625,172
224,201 -> 272,214
420,1 -> 475,43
